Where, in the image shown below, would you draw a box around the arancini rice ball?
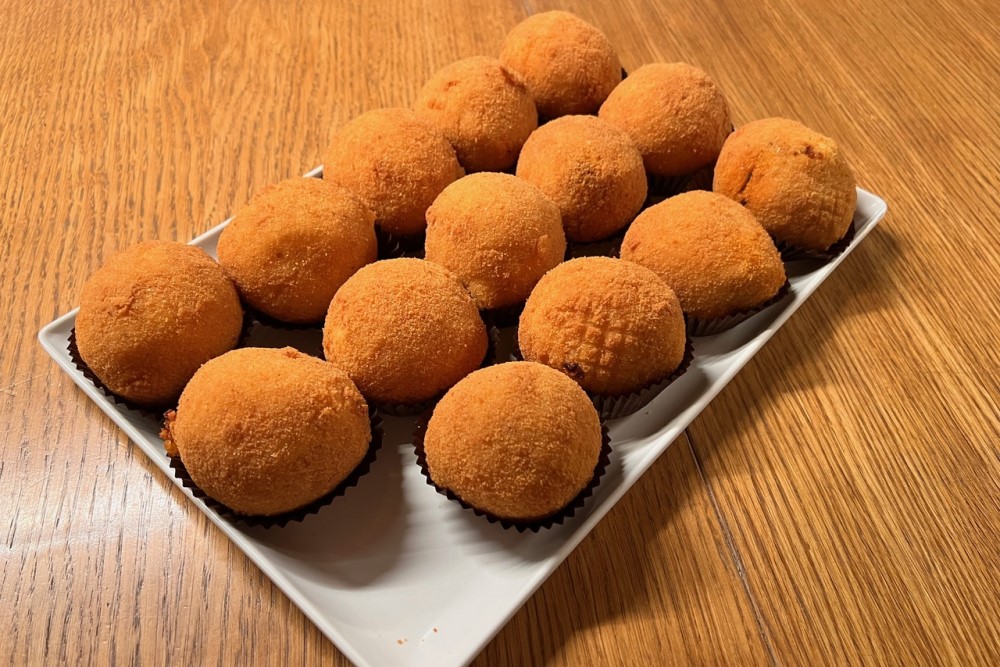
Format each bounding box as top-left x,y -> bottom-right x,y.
424,173 -> 565,310
323,108 -> 464,236
414,56 -> 537,173
76,241 -> 243,407
499,11 -> 621,119
713,117 -> 856,251
519,257 -> 686,395
621,191 -> 786,320
323,258 -> 488,405
516,115 -> 646,242
162,347 -> 370,517
217,177 -> 376,324
599,62 -> 732,177
423,361 -> 602,521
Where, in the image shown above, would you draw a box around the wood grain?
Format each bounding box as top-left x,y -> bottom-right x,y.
2,0 -> 999,665
480,436 -> 773,666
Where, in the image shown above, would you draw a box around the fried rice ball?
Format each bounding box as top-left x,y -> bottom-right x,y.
424,361 -> 602,521
323,108 -> 464,236
424,173 -> 565,310
516,115 -> 647,242
414,56 -> 538,173
323,258 -> 488,405
76,241 -> 243,407
519,257 -> 685,395
499,11 -> 621,118
216,177 -> 376,324
621,191 -> 786,320
599,62 -> 732,177
713,117 -> 857,251
161,347 -> 371,517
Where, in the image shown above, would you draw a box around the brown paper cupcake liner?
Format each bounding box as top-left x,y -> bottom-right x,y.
375,324 -> 501,416
376,226 -> 425,260
66,314 -> 254,420
642,122 -> 733,208
686,280 -> 792,337
375,396 -> 440,418
242,304 -> 323,332
774,218 -> 856,262
481,301 -> 525,329
645,162 -> 717,207
564,226 -> 627,260
162,408 -> 384,529
511,335 -> 694,420
536,68 -> 629,127
412,418 -> 612,533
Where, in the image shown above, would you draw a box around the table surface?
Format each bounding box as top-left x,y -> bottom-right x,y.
3,0 -> 999,665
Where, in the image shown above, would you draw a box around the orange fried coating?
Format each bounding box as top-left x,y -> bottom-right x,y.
414,56 -> 538,173
162,347 -> 371,516
217,177 -> 377,324
323,108 -> 465,236
499,11 -> 621,118
519,257 -> 686,395
713,117 -> 857,251
424,362 -> 602,521
599,62 -> 732,177
76,241 -> 243,407
621,191 -> 786,320
424,173 -> 566,310
516,115 -> 647,242
323,258 -> 488,405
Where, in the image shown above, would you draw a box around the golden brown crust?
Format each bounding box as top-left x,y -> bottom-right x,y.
414,56 -> 538,173
216,177 -> 377,324
713,117 -> 857,251
322,258 -> 488,404
166,347 -> 371,517
76,241 -> 243,406
499,11 -> 621,118
161,410 -> 180,458
424,173 -> 566,310
322,108 -> 465,236
519,257 -> 686,394
516,115 -> 647,242
424,361 -> 601,520
621,191 -> 787,320
599,62 -> 731,177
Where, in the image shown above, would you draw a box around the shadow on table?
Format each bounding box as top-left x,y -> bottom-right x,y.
241,416 -> 412,586
690,223 -> 902,474
474,437 -> 699,666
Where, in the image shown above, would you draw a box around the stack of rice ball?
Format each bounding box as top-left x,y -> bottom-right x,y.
73,11 -> 857,528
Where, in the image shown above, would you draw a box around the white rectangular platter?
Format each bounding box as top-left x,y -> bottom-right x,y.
38,168 -> 886,667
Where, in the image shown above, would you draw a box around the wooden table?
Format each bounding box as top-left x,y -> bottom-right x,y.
3,1 -> 998,664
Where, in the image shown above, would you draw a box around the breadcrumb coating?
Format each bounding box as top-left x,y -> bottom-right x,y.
516,115 -> 646,242
621,191 -> 786,320
323,108 -> 464,236
713,117 -> 856,251
76,241 -> 243,406
162,347 -> 370,516
599,62 -> 732,177
519,257 -> 686,394
424,173 -> 566,310
414,56 -> 538,173
424,361 -> 602,521
499,11 -> 621,118
323,258 -> 488,404
217,177 -> 376,324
